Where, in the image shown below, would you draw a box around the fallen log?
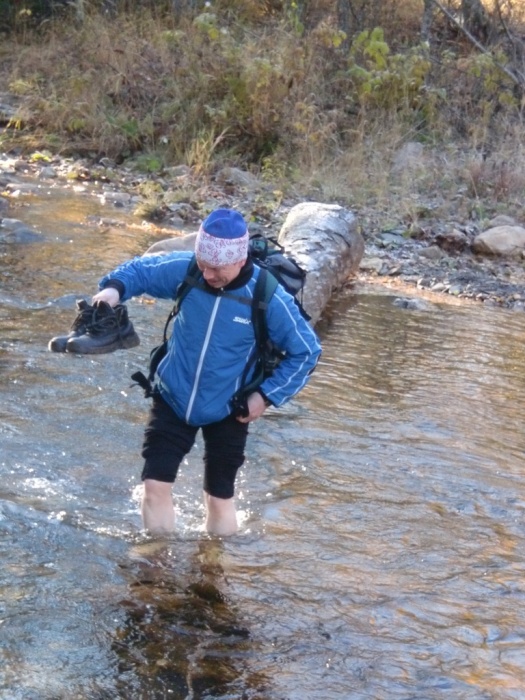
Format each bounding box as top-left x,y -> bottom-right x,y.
276,202 -> 363,324
143,202 -> 364,324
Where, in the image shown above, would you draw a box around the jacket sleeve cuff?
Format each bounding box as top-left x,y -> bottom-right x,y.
257,389 -> 272,407
101,279 -> 125,298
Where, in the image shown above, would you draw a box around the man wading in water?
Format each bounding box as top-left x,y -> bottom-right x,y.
88,208 -> 321,536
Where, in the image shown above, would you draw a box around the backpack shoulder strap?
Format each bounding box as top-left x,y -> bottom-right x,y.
229,267 -> 280,416
252,266 -> 278,351
174,254 -> 200,310
132,255 -> 201,396
161,255 -> 200,342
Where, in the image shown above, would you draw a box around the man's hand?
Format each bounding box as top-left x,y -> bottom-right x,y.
236,392 -> 268,423
92,287 -> 120,307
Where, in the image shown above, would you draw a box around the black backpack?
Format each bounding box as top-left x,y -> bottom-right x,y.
248,233 -> 309,320
131,235 -> 309,415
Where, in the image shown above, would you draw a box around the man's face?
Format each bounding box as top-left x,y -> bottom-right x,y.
196,258 -> 245,288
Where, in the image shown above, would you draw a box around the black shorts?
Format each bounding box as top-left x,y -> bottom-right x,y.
141,392 -> 249,499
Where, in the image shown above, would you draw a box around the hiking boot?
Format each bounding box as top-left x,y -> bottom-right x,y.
48,299 -> 95,352
66,301 -> 140,354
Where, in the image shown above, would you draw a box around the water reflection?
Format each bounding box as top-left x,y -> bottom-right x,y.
114,539 -> 267,699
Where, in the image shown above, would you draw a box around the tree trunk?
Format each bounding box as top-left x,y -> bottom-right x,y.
336,0 -> 352,48
421,0 -> 435,42
461,0 -> 491,42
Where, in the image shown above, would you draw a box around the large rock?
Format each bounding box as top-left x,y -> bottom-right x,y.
144,231 -> 197,255
472,225 -> 525,257
215,167 -> 260,190
142,202 -> 363,325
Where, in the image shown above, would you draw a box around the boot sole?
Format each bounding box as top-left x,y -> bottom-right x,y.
66,332 -> 140,354
48,340 -> 68,352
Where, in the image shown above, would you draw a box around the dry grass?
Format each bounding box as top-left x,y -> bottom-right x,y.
1,1 -> 525,229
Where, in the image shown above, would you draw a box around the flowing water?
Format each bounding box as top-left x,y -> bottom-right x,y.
1,181 -> 525,699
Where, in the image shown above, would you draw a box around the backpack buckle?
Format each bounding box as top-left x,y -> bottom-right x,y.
130,371 -> 154,398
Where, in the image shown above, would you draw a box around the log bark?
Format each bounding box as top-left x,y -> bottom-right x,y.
143,202 -> 364,325
277,202 -> 363,324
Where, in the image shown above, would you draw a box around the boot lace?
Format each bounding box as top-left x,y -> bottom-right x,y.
71,305 -> 93,331
86,309 -> 119,336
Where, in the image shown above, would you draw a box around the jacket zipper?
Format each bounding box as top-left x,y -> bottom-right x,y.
185,295 -> 222,422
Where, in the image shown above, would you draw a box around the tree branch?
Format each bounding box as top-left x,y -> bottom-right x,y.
431,0 -> 525,92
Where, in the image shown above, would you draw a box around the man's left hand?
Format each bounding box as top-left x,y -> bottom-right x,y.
236,392 -> 268,423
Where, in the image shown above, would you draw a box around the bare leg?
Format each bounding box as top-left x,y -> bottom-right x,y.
141,479 -> 175,534
203,492 -> 238,536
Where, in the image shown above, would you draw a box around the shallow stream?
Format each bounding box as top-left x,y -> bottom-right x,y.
1,181 -> 525,699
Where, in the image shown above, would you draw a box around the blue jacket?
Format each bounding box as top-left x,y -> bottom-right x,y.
99,251 -> 321,426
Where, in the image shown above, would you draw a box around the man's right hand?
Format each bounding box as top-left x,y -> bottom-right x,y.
92,287 -> 120,307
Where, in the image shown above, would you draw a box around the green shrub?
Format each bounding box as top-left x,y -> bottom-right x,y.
347,27 -> 438,120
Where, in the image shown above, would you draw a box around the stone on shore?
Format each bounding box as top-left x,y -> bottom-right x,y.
472,225 -> 525,258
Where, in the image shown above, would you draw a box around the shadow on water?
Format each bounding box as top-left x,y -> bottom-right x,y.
0,504 -> 269,699
2,177 -> 525,698
114,539 -> 268,700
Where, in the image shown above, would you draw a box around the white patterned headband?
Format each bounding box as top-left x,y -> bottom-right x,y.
195,210 -> 249,266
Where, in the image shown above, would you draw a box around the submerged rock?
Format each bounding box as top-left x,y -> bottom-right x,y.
0,217 -> 45,243
392,297 -> 433,310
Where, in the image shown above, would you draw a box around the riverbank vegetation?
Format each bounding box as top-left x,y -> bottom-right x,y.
1,1 -> 525,225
